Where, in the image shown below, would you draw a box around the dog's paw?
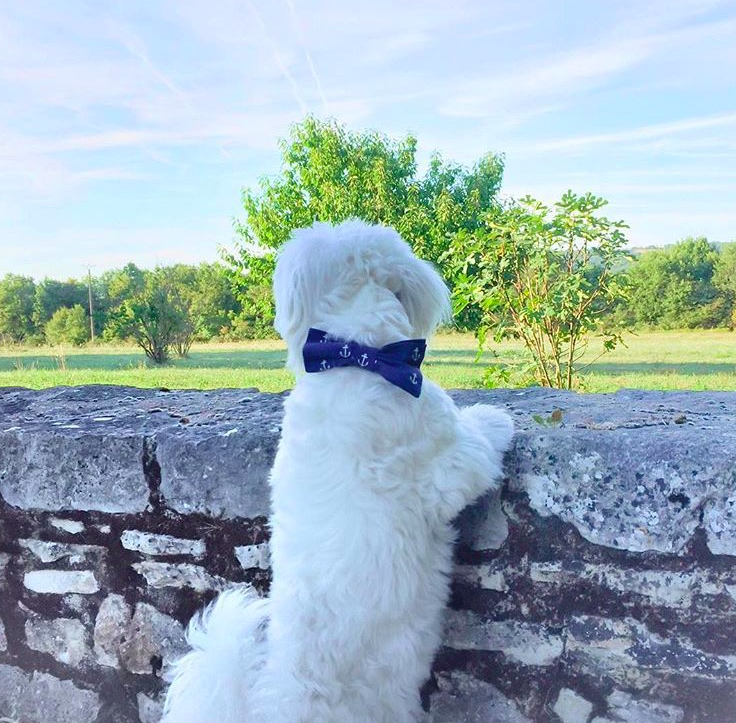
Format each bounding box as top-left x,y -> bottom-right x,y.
460,404 -> 515,454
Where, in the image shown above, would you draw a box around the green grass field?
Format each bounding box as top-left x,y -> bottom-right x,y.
1,330 -> 734,393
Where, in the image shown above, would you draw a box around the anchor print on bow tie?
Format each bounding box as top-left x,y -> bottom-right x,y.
303,328 -> 427,398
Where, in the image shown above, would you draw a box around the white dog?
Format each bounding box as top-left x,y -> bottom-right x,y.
163,220 -> 514,723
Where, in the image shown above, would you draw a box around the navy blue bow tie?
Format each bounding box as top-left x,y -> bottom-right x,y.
302,328 -> 427,397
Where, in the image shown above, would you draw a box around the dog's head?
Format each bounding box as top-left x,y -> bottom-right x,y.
273,220 -> 450,372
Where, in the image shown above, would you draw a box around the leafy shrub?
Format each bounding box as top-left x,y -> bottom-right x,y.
44,305 -> 89,346
445,192 -> 630,389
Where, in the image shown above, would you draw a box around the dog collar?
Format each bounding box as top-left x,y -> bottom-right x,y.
302,328 -> 427,398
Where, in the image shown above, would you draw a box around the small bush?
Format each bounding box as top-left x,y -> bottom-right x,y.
45,305 -> 89,346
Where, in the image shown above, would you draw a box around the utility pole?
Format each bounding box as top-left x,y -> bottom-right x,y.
84,266 -> 95,343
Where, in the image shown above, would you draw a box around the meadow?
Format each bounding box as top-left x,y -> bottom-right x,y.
1,330 -> 734,393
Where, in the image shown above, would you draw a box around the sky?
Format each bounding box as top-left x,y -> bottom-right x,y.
1,0 -> 735,280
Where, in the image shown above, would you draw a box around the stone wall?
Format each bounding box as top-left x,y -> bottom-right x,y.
1,385 -> 735,723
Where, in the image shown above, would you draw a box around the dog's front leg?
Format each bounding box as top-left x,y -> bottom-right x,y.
426,404 -> 514,523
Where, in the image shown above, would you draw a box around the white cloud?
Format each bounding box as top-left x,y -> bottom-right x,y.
510,112 -> 736,155
441,35 -> 658,118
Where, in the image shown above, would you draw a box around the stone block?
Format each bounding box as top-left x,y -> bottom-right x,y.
530,562 -> 723,609
0,665 -> 99,723
24,569 -> 99,594
455,489 -> 508,551
138,691 -> 165,723
19,538 -> 105,564
157,427 -> 274,519
444,610 -> 563,666
49,518 -> 85,534
0,429 -> 149,513
234,542 -> 271,570
133,561 -> 223,592
121,530 -> 206,558
553,688 -> 594,723
592,690 -> 684,723
119,603 -> 187,675
514,423 -> 736,555
703,477 -> 736,556
567,615 -> 736,681
454,564 -> 508,592
430,671 -> 532,722
25,616 -> 91,667
93,594 -> 132,667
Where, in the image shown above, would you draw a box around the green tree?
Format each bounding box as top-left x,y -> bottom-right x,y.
625,238 -> 728,328
44,305 -> 89,346
0,274 -> 37,343
223,116 -> 504,333
445,192 -> 630,389
117,272 -> 191,364
100,263 -> 146,341
189,263 -> 241,340
714,242 -> 736,327
33,279 -> 88,329
157,263 -> 240,342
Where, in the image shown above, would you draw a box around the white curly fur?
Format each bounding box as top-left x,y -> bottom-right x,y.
163,220 -> 514,723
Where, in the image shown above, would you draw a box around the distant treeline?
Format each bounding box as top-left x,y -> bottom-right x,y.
615,237 -> 736,330
1,236 -> 734,352
0,262 -> 256,355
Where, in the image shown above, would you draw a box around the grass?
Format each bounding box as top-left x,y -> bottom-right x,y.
0,330 -> 734,393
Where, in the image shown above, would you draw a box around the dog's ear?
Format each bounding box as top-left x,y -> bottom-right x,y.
392,257 -> 452,338
273,242 -> 312,342
273,224 -> 332,356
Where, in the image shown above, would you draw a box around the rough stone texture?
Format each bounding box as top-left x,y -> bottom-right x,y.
49,517 -> 85,534
0,386 -> 282,515
553,688 -> 594,723
235,542 -> 271,570
93,594 -> 132,667
118,603 -> 187,676
530,561 -> 723,609
566,614 -> 736,680
24,569 -> 100,594
25,615 -> 90,666
0,424 -> 149,513
456,488 -> 509,550
19,538 -> 105,563
0,664 -> 100,723
0,663 -> 27,718
138,692 -> 165,723
430,671 -> 532,722
121,530 -> 206,558
2,386 -> 736,722
591,690 -> 685,723
496,389 -> 736,556
133,561 -> 224,591
454,563 -> 508,592
444,609 -> 564,666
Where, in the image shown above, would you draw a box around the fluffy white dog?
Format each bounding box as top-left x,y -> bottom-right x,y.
163,220 -> 514,723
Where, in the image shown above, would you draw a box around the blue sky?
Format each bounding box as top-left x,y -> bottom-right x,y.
1,0 -> 735,280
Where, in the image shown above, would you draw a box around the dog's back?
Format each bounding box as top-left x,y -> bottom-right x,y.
163,220 -> 513,723
263,370 -> 461,722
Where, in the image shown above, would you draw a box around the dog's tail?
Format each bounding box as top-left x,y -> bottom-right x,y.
162,586 -> 269,723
